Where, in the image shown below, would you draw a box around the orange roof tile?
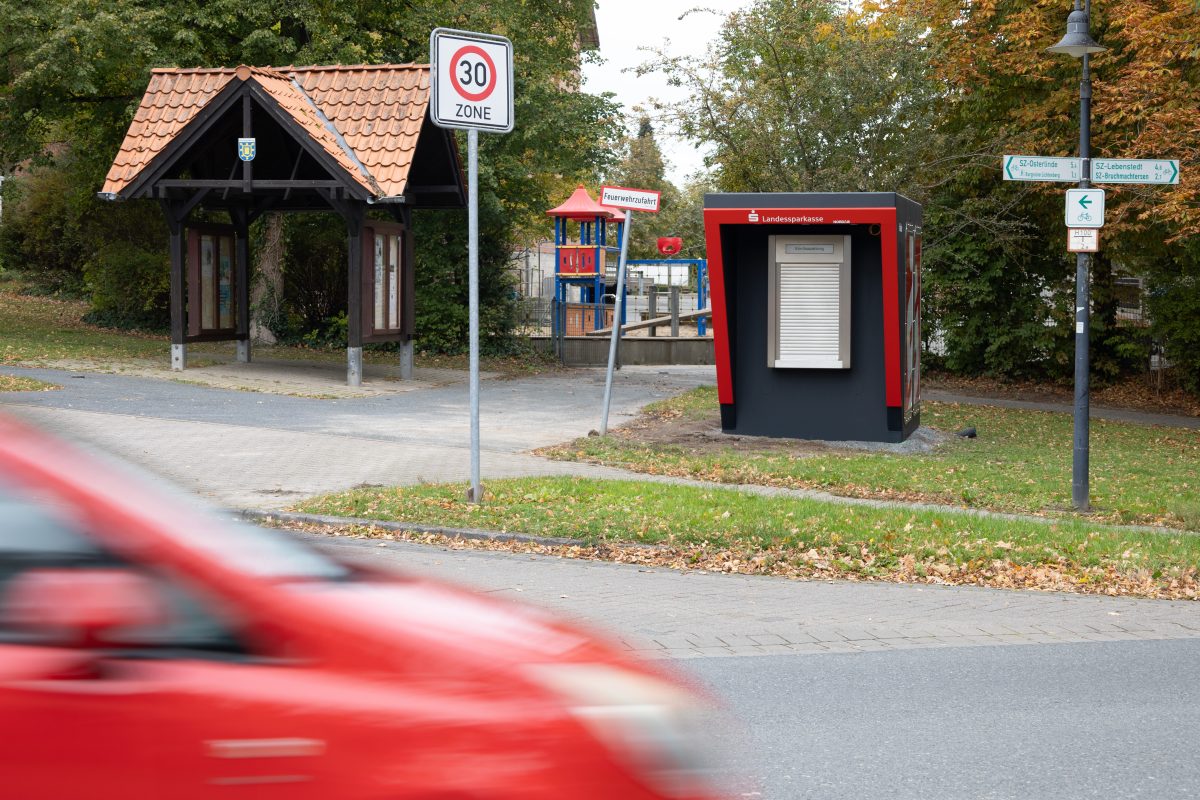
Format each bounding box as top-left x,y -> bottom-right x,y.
102,63 -> 442,200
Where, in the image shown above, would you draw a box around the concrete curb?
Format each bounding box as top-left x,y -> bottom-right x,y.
238,508 -> 596,549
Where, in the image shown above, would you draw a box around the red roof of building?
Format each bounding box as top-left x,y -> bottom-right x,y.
103,63 -> 435,199
546,185 -> 615,220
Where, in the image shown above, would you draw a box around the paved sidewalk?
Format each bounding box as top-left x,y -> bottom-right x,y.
301,533 -> 1200,660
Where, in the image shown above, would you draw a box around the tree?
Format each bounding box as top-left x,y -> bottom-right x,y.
0,0 -> 620,351
885,0 -> 1200,384
607,117 -> 684,259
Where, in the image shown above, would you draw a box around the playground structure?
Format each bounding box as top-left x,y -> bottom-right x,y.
545,186 -> 709,344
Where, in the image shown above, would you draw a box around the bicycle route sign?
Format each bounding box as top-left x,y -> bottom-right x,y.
1065,188 -> 1105,228
430,28 -> 514,133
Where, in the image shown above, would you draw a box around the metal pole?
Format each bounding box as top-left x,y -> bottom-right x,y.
1072,23 -> 1092,511
468,128 -> 482,503
599,213 -> 632,435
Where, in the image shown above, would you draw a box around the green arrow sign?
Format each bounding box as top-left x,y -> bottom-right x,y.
1078,195 -> 1092,208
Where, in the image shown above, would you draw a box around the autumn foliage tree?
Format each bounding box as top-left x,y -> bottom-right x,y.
884,0 -> 1200,386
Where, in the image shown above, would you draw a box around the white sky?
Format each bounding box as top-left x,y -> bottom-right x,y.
582,0 -> 752,185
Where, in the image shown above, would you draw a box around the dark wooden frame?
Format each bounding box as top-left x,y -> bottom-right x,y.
186,224 -> 239,340
361,220 -> 414,343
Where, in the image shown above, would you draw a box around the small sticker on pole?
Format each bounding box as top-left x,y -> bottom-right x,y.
600,185 -> 661,213
1067,228 -> 1100,253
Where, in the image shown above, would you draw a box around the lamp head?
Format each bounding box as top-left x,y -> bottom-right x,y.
1047,8 -> 1106,58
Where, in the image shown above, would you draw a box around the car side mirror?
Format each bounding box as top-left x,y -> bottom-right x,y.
2,568 -> 167,648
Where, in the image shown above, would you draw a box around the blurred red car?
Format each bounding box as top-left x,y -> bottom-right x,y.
0,415 -> 725,799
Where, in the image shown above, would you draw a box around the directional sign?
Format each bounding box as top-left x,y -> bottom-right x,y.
1003,155 -> 1081,182
1065,189 -> 1105,228
600,185 -> 662,213
1091,158 -> 1179,185
430,28 -> 513,133
1068,228 -> 1100,253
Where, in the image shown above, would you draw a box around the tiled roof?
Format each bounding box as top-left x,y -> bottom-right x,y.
102,63 -> 437,199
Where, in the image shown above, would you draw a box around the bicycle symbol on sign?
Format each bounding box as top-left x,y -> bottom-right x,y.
1077,211 -> 1092,223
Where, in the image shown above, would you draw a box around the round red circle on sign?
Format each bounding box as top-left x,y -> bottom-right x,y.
449,45 -> 498,103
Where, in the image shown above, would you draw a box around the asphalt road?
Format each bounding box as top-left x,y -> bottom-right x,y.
309,534 -> 1200,800
689,640 -> 1200,799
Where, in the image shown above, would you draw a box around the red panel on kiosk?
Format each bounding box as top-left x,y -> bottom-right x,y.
702,207 -> 902,408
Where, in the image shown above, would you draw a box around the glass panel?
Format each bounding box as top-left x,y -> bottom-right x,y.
200,235 -> 215,329
374,234 -> 385,331
389,234 -> 400,330
218,236 -> 233,329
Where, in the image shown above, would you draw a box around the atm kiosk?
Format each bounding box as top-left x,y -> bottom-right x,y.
703,193 -> 922,442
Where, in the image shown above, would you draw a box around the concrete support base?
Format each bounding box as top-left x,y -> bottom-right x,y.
171,344 -> 186,371
399,340 -> 414,380
347,346 -> 363,387
236,340 -> 250,363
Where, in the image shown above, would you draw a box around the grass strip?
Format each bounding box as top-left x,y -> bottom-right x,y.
0,374 -> 59,392
0,280 -> 556,376
292,476 -> 1200,600
539,387 -> 1200,530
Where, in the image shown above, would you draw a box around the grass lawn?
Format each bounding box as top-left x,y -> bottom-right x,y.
291,476 -> 1200,599
0,374 -> 59,392
538,387 -> 1200,530
0,279 -> 557,376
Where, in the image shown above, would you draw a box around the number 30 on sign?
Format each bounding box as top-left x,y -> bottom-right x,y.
430,28 -> 514,133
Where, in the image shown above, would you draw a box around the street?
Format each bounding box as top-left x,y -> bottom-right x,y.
4,364 -> 1200,798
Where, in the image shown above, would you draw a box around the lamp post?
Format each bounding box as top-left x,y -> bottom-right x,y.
1047,0 -> 1106,511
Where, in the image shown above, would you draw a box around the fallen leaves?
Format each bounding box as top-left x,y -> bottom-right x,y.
266,519 -> 1200,601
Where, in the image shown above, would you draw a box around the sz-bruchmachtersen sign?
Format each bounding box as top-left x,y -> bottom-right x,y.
430,28 -> 513,133
600,185 -> 661,213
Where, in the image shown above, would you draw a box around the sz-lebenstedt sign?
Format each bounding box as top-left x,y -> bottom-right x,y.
430,29 -> 513,133
1090,158 -> 1179,185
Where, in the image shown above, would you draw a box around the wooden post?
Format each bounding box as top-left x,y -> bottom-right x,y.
648,286 -> 658,338
232,207 -> 251,362
670,285 -> 680,337
161,200 -> 186,371
345,205 -> 365,386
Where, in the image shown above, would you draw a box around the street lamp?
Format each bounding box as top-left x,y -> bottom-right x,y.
1047,1 -> 1105,512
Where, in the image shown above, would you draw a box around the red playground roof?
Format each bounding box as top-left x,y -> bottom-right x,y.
546,185 -> 615,220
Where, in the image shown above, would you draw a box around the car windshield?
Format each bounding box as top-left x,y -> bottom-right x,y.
0,477 -> 350,582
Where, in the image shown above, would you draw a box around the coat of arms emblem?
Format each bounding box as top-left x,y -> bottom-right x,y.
237,138 -> 256,162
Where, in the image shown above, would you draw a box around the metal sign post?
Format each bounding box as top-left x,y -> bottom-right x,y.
598,185 -> 662,435
1000,145 -> 1179,510
430,28 -> 514,503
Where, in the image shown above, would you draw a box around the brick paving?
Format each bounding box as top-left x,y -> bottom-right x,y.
309,534 -> 1200,660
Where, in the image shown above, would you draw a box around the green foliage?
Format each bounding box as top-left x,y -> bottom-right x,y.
0,163 -> 88,296
0,0 -> 619,353
412,205 -> 518,355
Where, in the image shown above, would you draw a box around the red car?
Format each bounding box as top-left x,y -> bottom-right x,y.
0,415 -> 726,799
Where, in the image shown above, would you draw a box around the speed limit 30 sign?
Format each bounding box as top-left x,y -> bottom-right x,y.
430,28 -> 513,133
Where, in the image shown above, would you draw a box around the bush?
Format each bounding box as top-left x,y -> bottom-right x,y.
0,163 -> 88,296
1146,275 -> 1200,393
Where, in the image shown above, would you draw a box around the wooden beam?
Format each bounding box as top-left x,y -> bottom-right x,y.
585,307 -> 712,337
157,179 -> 345,189
242,94 -> 252,193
